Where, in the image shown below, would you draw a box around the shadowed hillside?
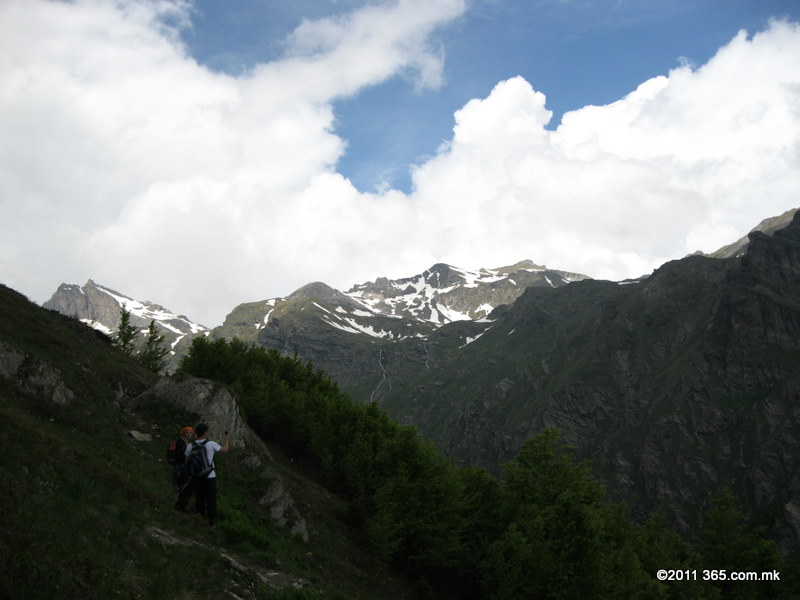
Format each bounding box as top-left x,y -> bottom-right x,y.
0,283 -> 415,599
3,281 -> 799,599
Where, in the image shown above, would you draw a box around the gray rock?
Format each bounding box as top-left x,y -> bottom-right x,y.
131,377 -> 254,448
258,466 -> 309,542
0,340 -> 75,405
131,377 -> 308,541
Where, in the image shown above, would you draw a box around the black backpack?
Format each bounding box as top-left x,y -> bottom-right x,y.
166,436 -> 186,464
187,440 -> 213,479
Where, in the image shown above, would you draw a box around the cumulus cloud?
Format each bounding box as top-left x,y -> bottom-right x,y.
0,0 -> 799,326
412,20 -> 800,278
281,0 -> 459,94
0,0 -> 464,324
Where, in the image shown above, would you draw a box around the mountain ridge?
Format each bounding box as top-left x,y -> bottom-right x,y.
210,260 -> 590,400
10,279 -> 797,598
707,207 -> 798,259
38,209 -> 800,553
370,211 -> 800,552
0,282 -> 424,599
43,279 -> 210,366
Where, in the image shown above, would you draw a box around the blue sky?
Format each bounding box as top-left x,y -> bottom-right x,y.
1,0 -> 800,326
185,0 -> 800,192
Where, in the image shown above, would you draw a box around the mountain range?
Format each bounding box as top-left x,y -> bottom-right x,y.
43,279 -> 210,362
42,207 -> 800,552
44,260 -> 588,377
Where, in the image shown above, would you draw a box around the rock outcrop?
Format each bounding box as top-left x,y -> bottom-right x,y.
148,526 -> 314,597
0,340 -> 75,406
131,377 -> 308,541
42,279 -> 209,370
131,377 -> 257,449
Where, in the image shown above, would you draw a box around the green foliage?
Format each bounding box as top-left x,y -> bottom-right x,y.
0,387 -> 223,600
483,429 -> 663,600
113,303 -> 138,356
633,513 -> 708,599
139,319 -> 169,372
178,337 -> 800,600
503,428 -> 604,510
367,430 -> 464,581
1,284 -> 422,600
699,488 -> 787,599
179,337 -> 468,588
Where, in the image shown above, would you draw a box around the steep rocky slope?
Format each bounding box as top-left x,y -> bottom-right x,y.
709,207 -> 798,259
43,261 -> 584,376
0,283 -> 416,599
374,211 -> 800,552
42,279 -> 209,367
212,260 -> 587,398
36,212 -> 800,553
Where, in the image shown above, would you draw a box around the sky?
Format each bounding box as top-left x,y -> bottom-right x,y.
1,0 -> 799,327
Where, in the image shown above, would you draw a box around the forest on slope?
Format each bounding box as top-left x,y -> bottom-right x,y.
179,336 -> 799,599
2,277 -> 798,599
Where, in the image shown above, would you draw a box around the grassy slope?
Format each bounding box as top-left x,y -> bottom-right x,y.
0,284 -> 415,600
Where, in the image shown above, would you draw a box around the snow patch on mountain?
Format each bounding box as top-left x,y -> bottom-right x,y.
460,327 -> 491,348
82,319 -> 113,335
90,284 -> 203,332
251,260 -> 591,342
322,315 -> 393,339
437,304 -> 472,323
43,280 -> 209,340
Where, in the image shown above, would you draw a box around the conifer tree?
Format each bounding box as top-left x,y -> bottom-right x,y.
113,304 -> 138,356
484,428 -> 659,599
139,319 -> 169,372
700,488 -> 785,599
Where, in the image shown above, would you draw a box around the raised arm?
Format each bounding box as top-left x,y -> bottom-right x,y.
220,431 -> 230,453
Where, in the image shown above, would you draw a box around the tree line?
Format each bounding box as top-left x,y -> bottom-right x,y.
113,304 -> 170,372
178,336 -> 796,599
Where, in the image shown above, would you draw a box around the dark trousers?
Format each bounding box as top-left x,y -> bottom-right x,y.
173,465 -> 193,511
193,476 -> 217,525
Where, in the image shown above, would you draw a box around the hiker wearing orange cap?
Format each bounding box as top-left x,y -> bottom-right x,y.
167,426 -> 195,512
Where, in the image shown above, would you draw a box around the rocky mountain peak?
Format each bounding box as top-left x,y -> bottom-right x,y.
501,259 -> 543,272
709,207 -> 798,259
287,281 -> 361,310
421,263 -> 459,287
43,280 -> 209,369
739,207 -> 800,296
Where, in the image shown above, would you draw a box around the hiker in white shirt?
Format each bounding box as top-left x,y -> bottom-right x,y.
185,422 -> 229,526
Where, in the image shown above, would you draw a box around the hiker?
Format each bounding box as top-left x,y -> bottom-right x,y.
168,426 -> 195,512
185,423 -> 229,526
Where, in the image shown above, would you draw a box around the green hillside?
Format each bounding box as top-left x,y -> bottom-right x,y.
2,282 -> 798,599
369,213 -> 800,555
0,284 -> 413,599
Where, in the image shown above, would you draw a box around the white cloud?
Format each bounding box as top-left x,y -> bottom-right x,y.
254,0 -> 463,104
0,0 -> 464,324
0,1 -> 799,327
410,20 -> 800,277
